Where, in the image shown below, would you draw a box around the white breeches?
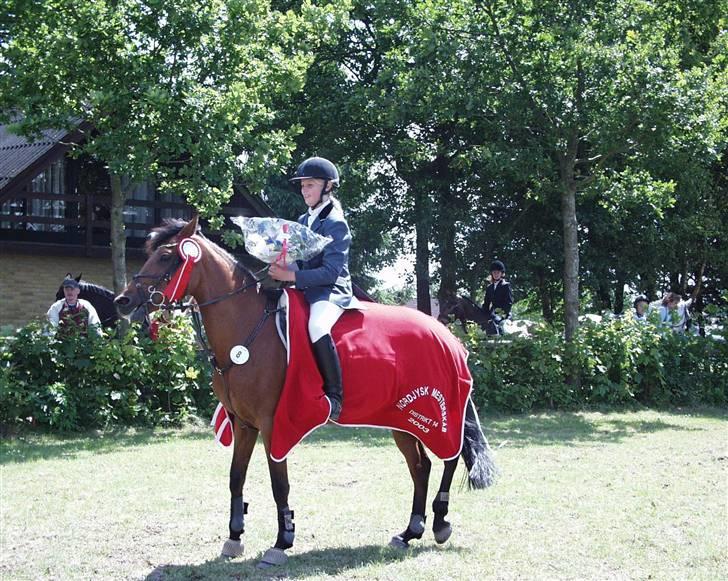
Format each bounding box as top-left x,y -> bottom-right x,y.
308,300 -> 344,343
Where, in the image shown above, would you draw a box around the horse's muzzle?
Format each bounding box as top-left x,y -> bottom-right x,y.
114,293 -> 137,317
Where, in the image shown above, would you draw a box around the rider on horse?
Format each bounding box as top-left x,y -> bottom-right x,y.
268,157 -> 362,421
483,260 -> 513,335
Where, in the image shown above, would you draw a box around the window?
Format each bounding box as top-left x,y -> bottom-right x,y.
0,159 -> 72,232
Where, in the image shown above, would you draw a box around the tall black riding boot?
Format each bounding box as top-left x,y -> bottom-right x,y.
311,334 -> 343,421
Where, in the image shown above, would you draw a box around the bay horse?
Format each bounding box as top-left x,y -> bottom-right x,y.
438,295 -> 491,332
114,217 -> 496,567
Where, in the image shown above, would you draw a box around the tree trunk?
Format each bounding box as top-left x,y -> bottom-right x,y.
614,271 -> 626,314
414,190 -> 432,315
669,271 -> 680,293
436,186 -> 457,306
560,183 -> 579,341
596,278 -> 612,312
639,272 -> 657,301
110,173 -> 128,295
679,258 -> 689,295
537,271 -> 554,323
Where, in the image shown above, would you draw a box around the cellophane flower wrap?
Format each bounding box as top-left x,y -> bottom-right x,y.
231,216 -> 332,265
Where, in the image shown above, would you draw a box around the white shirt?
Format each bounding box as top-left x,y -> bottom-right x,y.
47,298 -> 101,329
658,299 -> 692,333
307,199 -> 332,228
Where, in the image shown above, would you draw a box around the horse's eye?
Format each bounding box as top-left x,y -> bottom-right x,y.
160,253 -> 172,262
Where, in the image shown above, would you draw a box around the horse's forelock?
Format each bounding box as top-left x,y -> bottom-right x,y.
145,219 -> 189,255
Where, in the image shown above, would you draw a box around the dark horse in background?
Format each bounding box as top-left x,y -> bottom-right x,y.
438,295 -> 490,332
56,274 -> 147,330
114,217 -> 496,568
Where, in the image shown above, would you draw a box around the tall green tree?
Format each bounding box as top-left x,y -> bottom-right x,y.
473,0 -> 725,338
286,0 -> 507,312
0,0 -> 334,292
270,0 -> 726,330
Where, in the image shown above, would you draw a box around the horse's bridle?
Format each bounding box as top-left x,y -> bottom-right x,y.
130,241 -> 264,314
129,238 -> 278,387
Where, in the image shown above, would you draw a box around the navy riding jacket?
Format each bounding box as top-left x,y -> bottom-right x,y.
483,280 -> 513,318
295,201 -> 357,309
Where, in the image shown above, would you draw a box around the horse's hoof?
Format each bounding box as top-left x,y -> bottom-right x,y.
433,524 -> 452,544
389,535 -> 409,550
221,538 -> 243,558
257,547 -> 288,568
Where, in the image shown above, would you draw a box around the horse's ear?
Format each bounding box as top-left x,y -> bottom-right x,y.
75,273 -> 82,282
179,214 -> 199,239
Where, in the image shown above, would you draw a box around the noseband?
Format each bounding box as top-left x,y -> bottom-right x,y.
131,243 -> 183,312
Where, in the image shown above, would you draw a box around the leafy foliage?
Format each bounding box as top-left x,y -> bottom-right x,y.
0,319 -> 214,432
460,317 -> 728,413
284,0 -> 726,332
0,0 -> 330,216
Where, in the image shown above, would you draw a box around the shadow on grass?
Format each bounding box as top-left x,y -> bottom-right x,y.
3,408 -> 725,465
0,424 -> 213,465
145,543 -> 465,581
0,421 -> 396,465
484,408 -> 726,449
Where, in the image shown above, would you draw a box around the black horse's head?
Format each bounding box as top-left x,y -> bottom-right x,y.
437,296 -> 464,326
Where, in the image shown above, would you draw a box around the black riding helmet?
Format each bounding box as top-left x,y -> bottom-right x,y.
490,260 -> 506,273
289,157 -> 339,191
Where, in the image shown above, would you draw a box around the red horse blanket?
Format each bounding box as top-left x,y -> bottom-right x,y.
269,289 -> 473,462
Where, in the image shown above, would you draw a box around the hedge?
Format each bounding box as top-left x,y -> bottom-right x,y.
2,314 -> 726,432
462,317 -> 728,412
0,318 -> 215,432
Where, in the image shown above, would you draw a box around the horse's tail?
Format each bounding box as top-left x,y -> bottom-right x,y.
460,397 -> 497,489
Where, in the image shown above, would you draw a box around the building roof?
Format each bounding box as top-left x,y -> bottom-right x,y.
0,120 -> 91,199
0,125 -> 68,187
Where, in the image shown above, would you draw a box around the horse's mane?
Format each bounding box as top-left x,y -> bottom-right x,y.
461,295 -> 480,308
55,277 -> 114,301
146,218 -> 258,280
79,281 -> 114,300
145,219 -> 198,254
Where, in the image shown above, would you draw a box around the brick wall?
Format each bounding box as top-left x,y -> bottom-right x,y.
0,253 -> 145,328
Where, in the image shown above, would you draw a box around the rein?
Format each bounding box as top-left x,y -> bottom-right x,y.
131,240 -> 266,313
131,237 -> 278,385
189,294 -> 281,376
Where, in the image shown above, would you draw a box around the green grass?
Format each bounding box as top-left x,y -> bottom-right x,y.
1,409 -> 726,580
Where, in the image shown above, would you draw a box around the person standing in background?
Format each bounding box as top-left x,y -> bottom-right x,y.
47,276 -> 101,336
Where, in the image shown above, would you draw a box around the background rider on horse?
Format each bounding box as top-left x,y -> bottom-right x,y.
482,260 -> 513,336
47,275 -> 101,336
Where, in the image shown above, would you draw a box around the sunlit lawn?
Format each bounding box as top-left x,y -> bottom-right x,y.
1,409 -> 726,580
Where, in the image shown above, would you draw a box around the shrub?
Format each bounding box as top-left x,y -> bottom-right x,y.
0,318 -> 214,432
461,317 -> 728,413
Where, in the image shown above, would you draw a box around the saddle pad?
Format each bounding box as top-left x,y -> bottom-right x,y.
269,289 -> 473,462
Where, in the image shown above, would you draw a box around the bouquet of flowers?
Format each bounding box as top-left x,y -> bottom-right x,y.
231,216 -> 332,265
